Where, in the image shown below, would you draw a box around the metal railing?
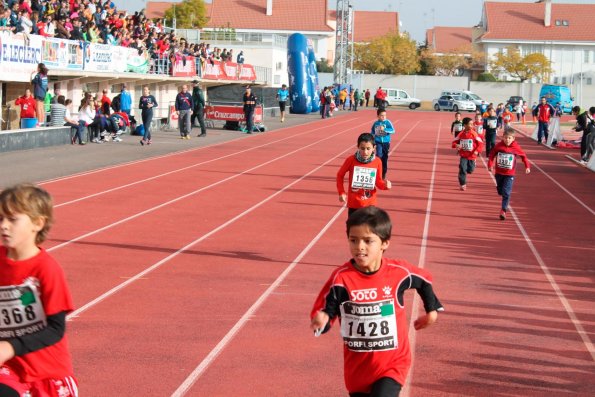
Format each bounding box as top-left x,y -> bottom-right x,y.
175,30 -> 288,48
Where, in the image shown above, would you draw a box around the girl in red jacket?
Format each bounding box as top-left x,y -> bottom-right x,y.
452,117 -> 484,191
15,89 -> 37,123
337,133 -> 392,216
488,130 -> 531,220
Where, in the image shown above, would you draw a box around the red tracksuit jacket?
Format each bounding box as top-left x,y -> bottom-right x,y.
336,155 -> 388,209
488,140 -> 530,176
452,129 -> 483,160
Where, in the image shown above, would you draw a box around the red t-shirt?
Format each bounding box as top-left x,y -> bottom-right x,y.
15,96 -> 36,119
311,258 -> 443,393
0,247 -> 75,382
336,155 -> 388,209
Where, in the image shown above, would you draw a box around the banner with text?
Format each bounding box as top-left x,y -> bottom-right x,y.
0,32 -> 44,82
172,55 -> 197,77
204,105 -> 263,123
42,37 -> 84,70
201,61 -> 257,81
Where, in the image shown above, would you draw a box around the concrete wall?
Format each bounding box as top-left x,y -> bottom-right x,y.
0,126 -> 72,152
318,73 -> 595,108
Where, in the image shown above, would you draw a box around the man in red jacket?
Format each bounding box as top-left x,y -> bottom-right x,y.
488,130 -> 531,220
452,117 -> 484,191
532,96 -> 555,144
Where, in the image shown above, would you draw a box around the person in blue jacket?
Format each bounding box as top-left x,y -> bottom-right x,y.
276,84 -> 289,123
119,84 -> 132,116
370,107 -> 395,179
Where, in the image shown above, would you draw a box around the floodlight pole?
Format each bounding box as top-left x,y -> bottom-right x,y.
333,0 -> 354,85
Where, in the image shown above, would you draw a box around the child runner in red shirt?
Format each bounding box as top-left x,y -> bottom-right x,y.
0,184 -> 78,397
310,206 -> 443,397
473,113 -> 484,140
337,133 -> 392,216
488,130 -> 531,220
452,117 -> 484,191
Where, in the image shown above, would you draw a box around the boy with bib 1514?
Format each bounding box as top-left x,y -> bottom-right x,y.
310,206 -> 444,397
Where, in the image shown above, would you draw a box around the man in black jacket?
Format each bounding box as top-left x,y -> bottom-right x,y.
572,106 -> 592,162
191,80 -> 207,137
242,86 -> 256,134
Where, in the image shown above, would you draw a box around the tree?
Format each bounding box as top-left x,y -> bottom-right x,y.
419,45 -> 485,77
316,58 -> 333,73
163,0 -> 209,29
490,46 -> 553,82
354,32 -> 419,75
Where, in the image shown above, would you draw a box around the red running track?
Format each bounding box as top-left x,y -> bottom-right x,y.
33,109 -> 594,396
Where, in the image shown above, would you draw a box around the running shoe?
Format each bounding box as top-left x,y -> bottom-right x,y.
499,209 -> 506,220
460,185 -> 466,191
140,139 -> 145,146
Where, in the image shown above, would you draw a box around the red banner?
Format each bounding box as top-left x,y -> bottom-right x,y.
201,61 -> 257,81
172,55 -> 197,77
204,105 -> 263,123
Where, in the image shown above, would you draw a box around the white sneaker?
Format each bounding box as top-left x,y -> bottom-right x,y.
113,137 -> 123,142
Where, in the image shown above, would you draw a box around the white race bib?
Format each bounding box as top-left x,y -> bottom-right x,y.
460,139 -> 474,151
454,124 -> 463,132
476,125 -> 484,134
351,166 -> 377,190
497,152 -> 514,169
340,299 -> 397,352
374,125 -> 386,137
487,119 -> 497,128
0,278 -> 47,339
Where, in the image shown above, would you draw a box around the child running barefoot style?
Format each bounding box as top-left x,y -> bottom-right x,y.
0,184 -> 78,396
488,130 -> 531,220
452,117 -> 484,191
370,108 -> 395,180
310,206 -> 443,397
337,133 -> 392,217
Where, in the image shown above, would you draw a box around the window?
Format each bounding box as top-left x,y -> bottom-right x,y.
585,50 -> 590,63
273,75 -> 280,84
562,77 -> 567,84
587,78 -> 593,85
553,77 -> 559,84
399,90 -> 408,98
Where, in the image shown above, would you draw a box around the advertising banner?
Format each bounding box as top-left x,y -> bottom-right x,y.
204,105 -> 263,123
42,37 -> 83,70
237,64 -> 257,81
0,32 -> 43,82
201,61 -> 257,81
84,43 -> 113,72
172,55 -> 197,77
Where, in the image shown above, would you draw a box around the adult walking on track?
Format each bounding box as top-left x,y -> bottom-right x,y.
191,80 -> 207,137
243,86 -> 257,134
276,84 -> 289,123
175,84 -> 193,139
139,86 -> 158,145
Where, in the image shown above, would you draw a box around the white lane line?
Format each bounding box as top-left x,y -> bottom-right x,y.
53,118 -> 356,207
39,116 -> 331,186
169,118 -> 424,397
512,126 -> 594,216
403,122 -> 442,397
48,121 -> 370,253
479,156 -> 595,361
169,206 -> 347,397
67,147 -> 354,321
526,159 -> 595,216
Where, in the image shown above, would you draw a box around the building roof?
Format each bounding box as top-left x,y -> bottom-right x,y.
482,1 -> 595,42
327,10 -> 399,43
205,0 -> 332,32
426,27 -> 472,53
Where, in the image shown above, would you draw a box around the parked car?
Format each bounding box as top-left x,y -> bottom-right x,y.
383,88 -> 421,109
506,96 -> 525,111
540,84 -> 573,114
433,95 -> 476,112
440,90 -> 486,108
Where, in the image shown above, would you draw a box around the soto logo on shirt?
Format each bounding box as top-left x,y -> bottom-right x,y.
350,288 -> 377,301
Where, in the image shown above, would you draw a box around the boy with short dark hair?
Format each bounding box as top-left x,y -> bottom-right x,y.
370,108 -> 395,179
451,112 -> 463,137
488,130 -> 531,220
0,184 -> 78,396
452,117 -> 483,191
483,107 -> 498,156
310,206 -> 443,397
337,133 -> 392,216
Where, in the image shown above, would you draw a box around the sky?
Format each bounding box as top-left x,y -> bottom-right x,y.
119,0 -> 595,43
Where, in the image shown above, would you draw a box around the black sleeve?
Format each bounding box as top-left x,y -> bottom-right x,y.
7,311 -> 67,356
397,275 -> 444,313
320,285 -> 349,334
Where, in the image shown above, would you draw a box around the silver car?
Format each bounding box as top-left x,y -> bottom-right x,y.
432,95 -> 476,112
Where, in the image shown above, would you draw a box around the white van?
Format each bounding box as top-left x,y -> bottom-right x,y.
440,90 -> 485,108
384,89 -> 421,109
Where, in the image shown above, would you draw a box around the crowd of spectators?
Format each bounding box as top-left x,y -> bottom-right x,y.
0,0 -> 248,75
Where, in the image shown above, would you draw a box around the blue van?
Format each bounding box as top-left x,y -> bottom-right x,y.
539,85 -> 573,114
